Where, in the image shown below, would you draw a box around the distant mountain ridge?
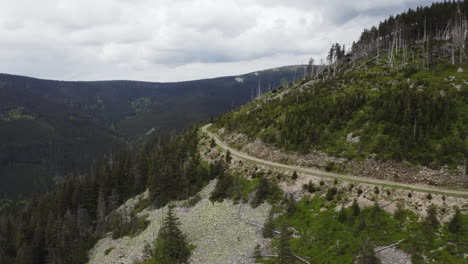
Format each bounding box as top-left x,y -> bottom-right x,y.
0,65 -> 306,197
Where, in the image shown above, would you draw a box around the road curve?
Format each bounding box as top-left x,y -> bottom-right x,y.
201,124 -> 468,198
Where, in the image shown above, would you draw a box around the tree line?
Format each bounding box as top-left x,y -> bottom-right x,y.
0,126 -> 218,263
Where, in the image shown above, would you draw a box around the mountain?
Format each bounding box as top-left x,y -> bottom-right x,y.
214,2 -> 468,185
0,66 -> 305,198
1,1 -> 468,264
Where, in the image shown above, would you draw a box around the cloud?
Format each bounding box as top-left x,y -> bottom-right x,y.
0,0 -> 431,82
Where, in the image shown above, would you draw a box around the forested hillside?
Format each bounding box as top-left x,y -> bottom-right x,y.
216,1 -> 468,173
1,1 -> 467,264
0,66 -> 303,198
0,126 -> 223,263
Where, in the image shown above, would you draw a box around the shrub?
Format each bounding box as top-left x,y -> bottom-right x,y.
104,246 -> 115,255
374,187 -> 380,195
183,194 -> 201,208
292,171 -> 298,180
325,162 -> 336,172
326,187 -> 337,201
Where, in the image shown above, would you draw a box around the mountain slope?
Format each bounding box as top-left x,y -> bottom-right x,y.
214,2 -> 468,186
0,66 -> 304,197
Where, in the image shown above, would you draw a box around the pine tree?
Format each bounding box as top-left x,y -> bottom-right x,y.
251,176 -> 270,208
263,209 -> 275,238
338,207 -> 347,223
448,208 -> 462,233
277,222 -> 294,264
358,236 -> 379,264
286,195 -> 297,216
225,150 -> 232,163
291,171 -> 298,180
154,204 -> 191,264
352,199 -> 361,217
425,205 -> 439,229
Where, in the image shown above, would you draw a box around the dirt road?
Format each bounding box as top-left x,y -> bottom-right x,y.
201,124 -> 468,198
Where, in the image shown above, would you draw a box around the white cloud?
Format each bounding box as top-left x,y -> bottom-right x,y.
0,0 -> 431,82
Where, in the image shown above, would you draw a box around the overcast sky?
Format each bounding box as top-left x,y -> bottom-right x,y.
0,0 -> 432,82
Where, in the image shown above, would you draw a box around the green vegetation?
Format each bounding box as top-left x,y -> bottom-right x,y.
217,59 -> 467,168
104,246 -> 115,255
110,212 -> 150,239
257,195 -> 467,264
154,204 -> 191,263
0,66 -> 301,198
138,204 -> 191,264
0,126 -> 218,263
215,2 -> 468,170
210,169 -> 283,207
1,107 -> 34,121
131,97 -> 152,113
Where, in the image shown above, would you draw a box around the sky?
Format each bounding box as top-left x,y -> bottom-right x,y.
0,0 -> 433,82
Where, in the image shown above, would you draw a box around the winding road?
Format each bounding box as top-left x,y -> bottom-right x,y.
201,124 -> 468,198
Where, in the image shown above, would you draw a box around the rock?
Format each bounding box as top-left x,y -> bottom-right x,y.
457,67 -> 464,72
376,247 -> 411,264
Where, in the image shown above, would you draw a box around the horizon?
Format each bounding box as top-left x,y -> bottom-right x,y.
0,64 -> 305,83
0,0 -> 432,82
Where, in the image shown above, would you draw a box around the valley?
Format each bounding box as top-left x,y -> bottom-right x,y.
1,1 -> 467,264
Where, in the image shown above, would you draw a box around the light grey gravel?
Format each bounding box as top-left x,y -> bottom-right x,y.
88,180 -> 271,264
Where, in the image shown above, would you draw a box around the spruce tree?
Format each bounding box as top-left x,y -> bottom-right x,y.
225,150 -> 232,163
262,209 -> 275,238
291,171 -> 298,180
358,236 -> 379,264
277,222 -> 294,264
154,204 -> 190,264
425,205 -> 439,229
448,208 -> 462,233
352,199 -> 361,217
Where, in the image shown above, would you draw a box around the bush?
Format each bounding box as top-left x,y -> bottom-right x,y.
374,187 -> 380,195
357,189 -> 363,196
183,194 -> 201,208
303,181 -> 317,193
110,211 -> 150,239
325,162 -> 336,172
292,171 -> 298,180
104,246 -> 115,255
326,187 -> 337,201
